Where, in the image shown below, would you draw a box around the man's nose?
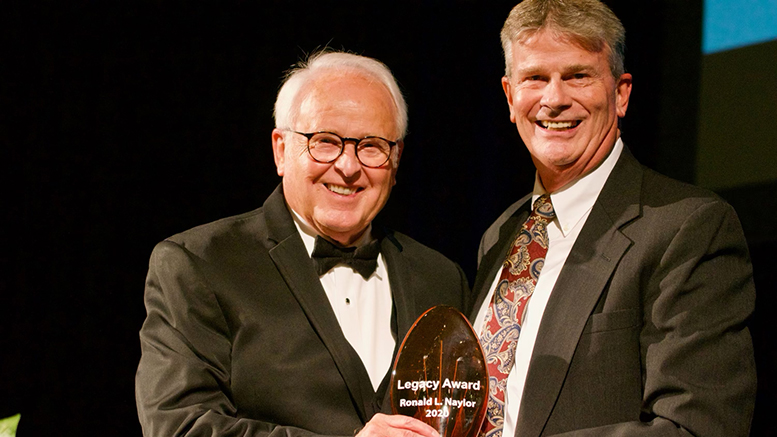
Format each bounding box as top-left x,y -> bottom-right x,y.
540,79 -> 573,110
333,142 -> 362,177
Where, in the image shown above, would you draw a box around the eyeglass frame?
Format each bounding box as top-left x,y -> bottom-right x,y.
287,130 -> 399,168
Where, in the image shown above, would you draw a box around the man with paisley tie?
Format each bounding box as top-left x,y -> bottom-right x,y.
470,1 -> 756,436
135,51 -> 469,437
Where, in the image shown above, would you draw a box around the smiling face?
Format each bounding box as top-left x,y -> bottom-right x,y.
271,71 -> 402,246
502,29 -> 632,192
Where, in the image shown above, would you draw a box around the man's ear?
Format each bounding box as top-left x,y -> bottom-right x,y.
615,73 -> 633,118
395,140 -> 404,166
501,76 -> 517,123
271,128 -> 286,176
391,140 -> 404,186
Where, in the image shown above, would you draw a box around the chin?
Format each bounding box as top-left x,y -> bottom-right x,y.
535,143 -> 581,161
319,217 -> 367,236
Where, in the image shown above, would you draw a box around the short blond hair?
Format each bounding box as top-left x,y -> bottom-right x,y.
501,0 -> 626,79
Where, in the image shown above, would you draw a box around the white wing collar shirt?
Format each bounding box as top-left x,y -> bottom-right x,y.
291,211 -> 395,392
473,138 -> 624,437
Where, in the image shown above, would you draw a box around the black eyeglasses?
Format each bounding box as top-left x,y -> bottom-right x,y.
288,130 -> 397,168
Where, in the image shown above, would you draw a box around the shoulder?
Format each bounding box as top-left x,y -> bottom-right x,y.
608,164 -> 746,259
381,229 -> 469,309
483,194 -> 532,240
158,184 -> 291,257
616,144 -> 732,215
603,147 -> 738,232
476,193 -> 532,264
644,168 -> 717,198
640,167 -> 736,220
154,207 -> 267,261
379,228 -> 466,285
383,230 -> 459,269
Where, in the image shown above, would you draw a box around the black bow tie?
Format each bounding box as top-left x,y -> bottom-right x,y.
311,236 -> 380,280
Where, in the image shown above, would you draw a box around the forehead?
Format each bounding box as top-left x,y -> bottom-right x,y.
295,71 -> 397,133
511,30 -> 610,73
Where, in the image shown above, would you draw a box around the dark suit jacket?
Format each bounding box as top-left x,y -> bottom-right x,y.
470,147 -> 756,436
136,185 -> 470,437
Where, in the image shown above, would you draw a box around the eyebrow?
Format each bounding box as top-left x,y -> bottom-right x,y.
564,64 -> 597,75
516,63 -> 596,77
515,65 -> 544,77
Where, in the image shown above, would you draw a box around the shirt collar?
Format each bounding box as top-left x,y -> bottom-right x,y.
533,137 -> 624,237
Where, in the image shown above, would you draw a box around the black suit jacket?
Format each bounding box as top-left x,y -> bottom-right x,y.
136,185 -> 470,436
470,147 -> 756,436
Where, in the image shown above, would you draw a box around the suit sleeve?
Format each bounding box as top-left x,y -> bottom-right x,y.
552,200 -> 756,436
135,241 -> 349,437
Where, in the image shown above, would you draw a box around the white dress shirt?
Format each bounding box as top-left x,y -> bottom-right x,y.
291,212 -> 395,392
473,138 -> 624,436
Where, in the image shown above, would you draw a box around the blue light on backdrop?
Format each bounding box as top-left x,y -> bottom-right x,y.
703,0 -> 777,53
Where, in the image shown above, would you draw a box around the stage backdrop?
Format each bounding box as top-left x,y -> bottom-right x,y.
3,1 -> 774,435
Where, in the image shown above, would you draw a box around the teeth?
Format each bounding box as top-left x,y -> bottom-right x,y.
540,120 -> 578,130
326,184 -> 357,195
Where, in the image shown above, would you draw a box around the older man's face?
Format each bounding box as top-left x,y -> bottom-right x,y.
502,29 -> 632,192
272,72 -> 401,246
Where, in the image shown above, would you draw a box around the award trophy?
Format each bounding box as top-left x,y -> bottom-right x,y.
390,305 -> 487,437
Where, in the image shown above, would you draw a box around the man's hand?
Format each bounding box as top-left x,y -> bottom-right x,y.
357,414 -> 439,437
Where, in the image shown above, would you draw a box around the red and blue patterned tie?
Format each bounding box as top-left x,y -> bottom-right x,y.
479,195 -> 555,437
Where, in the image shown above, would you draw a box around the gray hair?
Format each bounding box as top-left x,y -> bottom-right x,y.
501,0 -> 626,79
273,50 -> 408,140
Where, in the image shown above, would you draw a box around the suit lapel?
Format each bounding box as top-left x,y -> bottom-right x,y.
380,232 -> 416,339
263,186 -> 374,422
515,148 -> 643,437
370,229 -> 418,414
470,200 -> 531,321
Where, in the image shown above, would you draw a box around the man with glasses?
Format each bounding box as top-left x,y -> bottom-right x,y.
470,0 -> 756,436
136,51 -> 469,437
